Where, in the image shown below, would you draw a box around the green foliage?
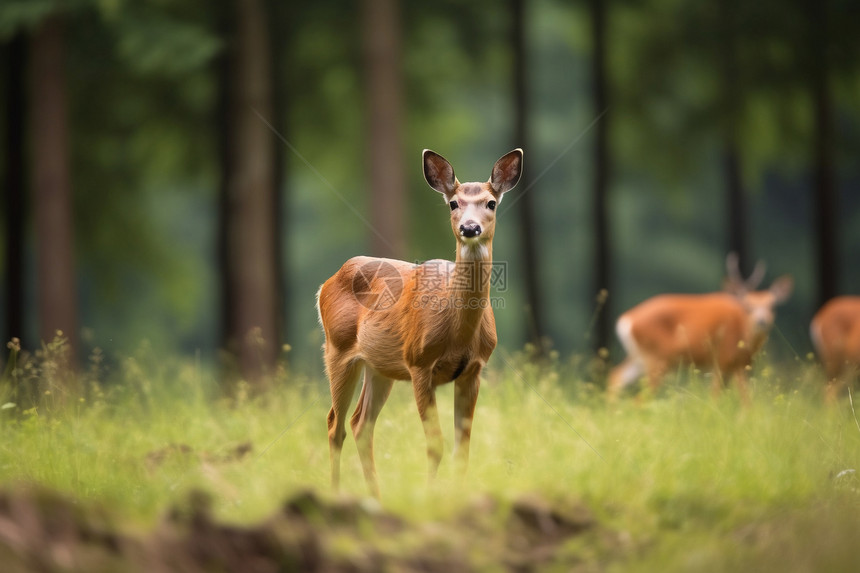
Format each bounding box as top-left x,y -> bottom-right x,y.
109,8 -> 220,77
3,0 -> 860,364
0,0 -> 60,39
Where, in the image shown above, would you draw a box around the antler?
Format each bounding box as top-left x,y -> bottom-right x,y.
745,260 -> 767,290
725,252 -> 745,293
725,252 -> 767,293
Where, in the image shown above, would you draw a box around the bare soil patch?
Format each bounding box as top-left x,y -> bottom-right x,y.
0,487 -> 623,572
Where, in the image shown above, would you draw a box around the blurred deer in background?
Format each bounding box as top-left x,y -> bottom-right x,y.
810,296 -> 860,402
608,254 -> 793,402
317,149 -> 522,497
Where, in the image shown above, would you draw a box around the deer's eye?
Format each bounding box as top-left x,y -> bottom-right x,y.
449,200 -> 459,211
487,200 -> 497,211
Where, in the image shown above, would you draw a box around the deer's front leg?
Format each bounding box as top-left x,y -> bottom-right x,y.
453,368 -> 480,475
411,368 -> 443,480
729,368 -> 751,406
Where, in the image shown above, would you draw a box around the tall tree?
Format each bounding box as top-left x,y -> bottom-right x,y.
590,0 -> 612,352
511,0 -> 546,352
216,0 -> 234,365
220,0 -> 280,384
808,0 -> 838,306
268,0 -> 288,346
3,33 -> 26,347
718,0 -> 750,273
361,0 -> 405,260
29,14 -> 79,361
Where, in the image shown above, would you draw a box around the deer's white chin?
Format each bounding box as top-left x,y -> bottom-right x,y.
460,242 -> 489,261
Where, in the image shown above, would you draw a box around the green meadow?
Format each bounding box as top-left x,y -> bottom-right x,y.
1,343 -> 859,571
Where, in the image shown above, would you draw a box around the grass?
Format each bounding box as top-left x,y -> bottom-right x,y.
1,341 -> 860,570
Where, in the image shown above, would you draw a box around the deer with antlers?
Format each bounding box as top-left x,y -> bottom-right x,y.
810,297 -> 860,402
607,254 -> 793,402
316,149 -> 522,497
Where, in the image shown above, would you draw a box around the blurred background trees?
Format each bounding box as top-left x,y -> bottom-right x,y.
588,0 -> 611,352
1,0 -> 859,382
29,11 -> 79,365
218,0 -> 281,384
363,0 -> 406,261
2,30 -> 25,350
511,0 -> 546,352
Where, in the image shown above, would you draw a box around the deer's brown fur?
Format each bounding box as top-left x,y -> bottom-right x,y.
317,149 -> 522,497
608,255 -> 793,402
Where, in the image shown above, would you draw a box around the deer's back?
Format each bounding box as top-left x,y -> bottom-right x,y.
625,293 -> 749,369
811,297 -> 860,364
317,256 -> 415,349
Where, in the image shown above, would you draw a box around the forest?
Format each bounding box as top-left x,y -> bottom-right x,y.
2,0 -> 858,379
1,1 -> 860,571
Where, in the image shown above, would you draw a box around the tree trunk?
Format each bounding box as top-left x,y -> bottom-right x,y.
361,0 -> 405,260
723,146 -> 748,270
809,0 -> 837,306
268,0 -> 288,346
29,15 -> 79,363
221,0 -> 280,385
216,1 -> 234,358
719,0 -> 749,274
511,0 -> 546,353
4,34 -> 26,348
590,0 -> 612,353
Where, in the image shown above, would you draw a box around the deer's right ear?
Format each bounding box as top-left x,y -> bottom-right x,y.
490,148 -> 523,196
770,275 -> 794,304
423,150 -> 457,196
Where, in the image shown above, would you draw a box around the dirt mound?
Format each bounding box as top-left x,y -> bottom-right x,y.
0,487 -> 621,572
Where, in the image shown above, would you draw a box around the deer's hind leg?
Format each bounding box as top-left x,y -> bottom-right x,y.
641,358 -> 669,399
607,357 -> 644,401
350,369 -> 394,498
326,350 -> 363,492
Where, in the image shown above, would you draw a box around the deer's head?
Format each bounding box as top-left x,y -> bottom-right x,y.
723,253 -> 793,335
423,149 -> 523,259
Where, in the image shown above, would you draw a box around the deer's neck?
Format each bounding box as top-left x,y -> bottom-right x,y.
451,242 -> 493,302
745,327 -> 769,356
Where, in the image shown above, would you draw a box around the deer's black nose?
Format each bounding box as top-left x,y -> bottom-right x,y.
459,223 -> 481,238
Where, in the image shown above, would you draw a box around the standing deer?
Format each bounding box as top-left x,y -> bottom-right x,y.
607,254 -> 793,402
810,296 -> 860,402
317,149 -> 522,497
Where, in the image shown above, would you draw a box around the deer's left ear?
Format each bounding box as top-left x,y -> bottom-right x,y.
770,275 -> 794,304
489,148 -> 523,196
423,149 -> 458,197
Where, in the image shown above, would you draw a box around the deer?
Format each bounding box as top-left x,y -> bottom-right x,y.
607,254 -> 793,403
810,296 -> 860,402
316,149 -> 522,498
